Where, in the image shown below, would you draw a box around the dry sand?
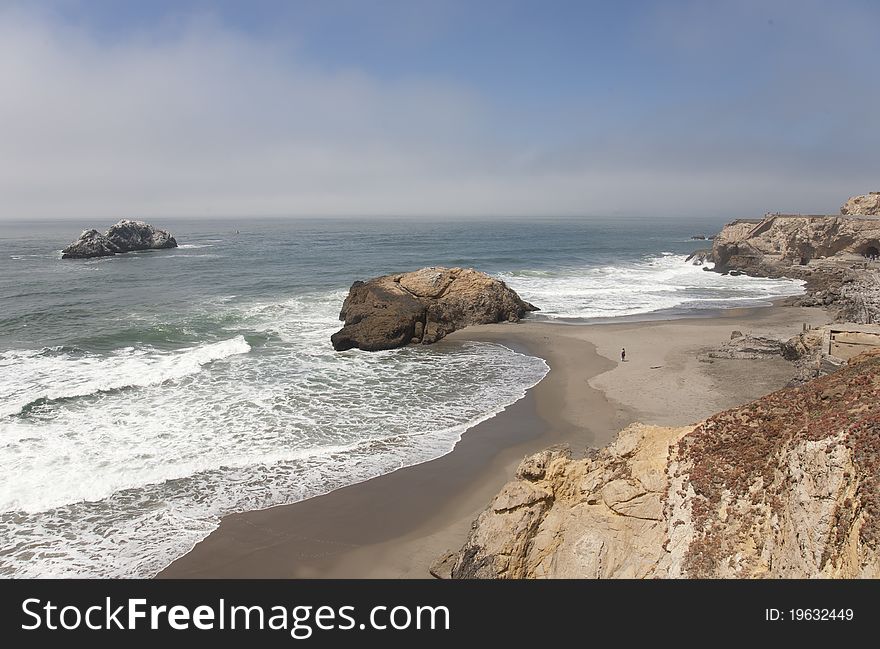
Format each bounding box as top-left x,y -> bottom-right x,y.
158,304 -> 830,579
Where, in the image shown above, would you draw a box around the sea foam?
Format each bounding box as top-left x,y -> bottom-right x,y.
0,335 -> 251,418
0,252 -> 804,578
0,289 -> 548,577
500,253 -> 805,319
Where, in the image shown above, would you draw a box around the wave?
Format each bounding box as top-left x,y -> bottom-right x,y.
500,254 -> 805,319
0,358 -> 544,577
0,336 -> 251,418
0,252 -> 804,577
0,337 -> 547,577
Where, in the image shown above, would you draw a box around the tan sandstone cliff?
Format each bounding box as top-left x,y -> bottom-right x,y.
711,213 -> 880,274
446,350 -> 880,578
841,192 -> 880,216
708,193 -> 880,322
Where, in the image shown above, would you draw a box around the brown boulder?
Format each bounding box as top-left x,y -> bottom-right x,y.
330,267 -> 537,351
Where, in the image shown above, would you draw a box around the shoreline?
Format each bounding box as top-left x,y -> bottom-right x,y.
158,302 -> 830,578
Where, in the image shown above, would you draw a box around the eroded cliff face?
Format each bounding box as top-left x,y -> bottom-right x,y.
841,192 -> 880,216
708,207 -> 880,323
711,214 -> 880,274
448,350 -> 880,578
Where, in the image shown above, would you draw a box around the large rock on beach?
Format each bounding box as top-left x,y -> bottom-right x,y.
330,267 -> 537,351
62,220 -> 178,259
700,334 -> 787,360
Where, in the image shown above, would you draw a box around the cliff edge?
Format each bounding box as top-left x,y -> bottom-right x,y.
711,213 -> 880,274
708,193 -> 880,323
445,350 -> 880,578
841,192 -> 880,216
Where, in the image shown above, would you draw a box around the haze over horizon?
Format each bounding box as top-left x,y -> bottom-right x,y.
1,0 -> 878,221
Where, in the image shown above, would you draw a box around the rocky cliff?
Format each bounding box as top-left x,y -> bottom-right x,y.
711,214 -> 880,274
62,220 -> 178,259
445,350 -> 880,578
708,194 -> 880,323
331,267 -> 537,351
841,192 -> 880,216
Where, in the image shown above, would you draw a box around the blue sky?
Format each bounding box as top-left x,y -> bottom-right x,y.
1,0 -> 878,219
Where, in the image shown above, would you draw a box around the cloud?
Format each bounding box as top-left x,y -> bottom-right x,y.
0,3 -> 877,220
0,8 -> 496,218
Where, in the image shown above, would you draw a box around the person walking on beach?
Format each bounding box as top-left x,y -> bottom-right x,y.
620,347 -> 626,362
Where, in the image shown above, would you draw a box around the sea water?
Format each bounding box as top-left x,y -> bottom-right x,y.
0,216 -> 803,577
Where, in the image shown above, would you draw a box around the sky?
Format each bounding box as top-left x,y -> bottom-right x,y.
0,0 -> 878,220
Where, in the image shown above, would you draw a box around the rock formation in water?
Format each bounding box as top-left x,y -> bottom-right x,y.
61,220 -> 178,259
331,267 -> 537,351
685,248 -> 713,266
60,229 -> 122,259
841,192 -> 880,216
104,220 -> 177,252
444,349 -> 880,578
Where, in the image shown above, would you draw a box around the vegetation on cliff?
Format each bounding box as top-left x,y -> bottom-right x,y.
679,348 -> 880,576
445,350 -> 880,579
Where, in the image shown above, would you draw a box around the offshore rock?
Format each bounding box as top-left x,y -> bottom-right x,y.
62,220 -> 178,259
59,229 -> 121,259
331,267 -> 537,351
105,219 -> 178,252
685,248 -> 713,265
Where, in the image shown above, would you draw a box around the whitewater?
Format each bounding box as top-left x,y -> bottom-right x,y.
0,217 -> 804,577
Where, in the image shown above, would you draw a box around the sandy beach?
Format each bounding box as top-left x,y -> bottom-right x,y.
159,303 -> 830,579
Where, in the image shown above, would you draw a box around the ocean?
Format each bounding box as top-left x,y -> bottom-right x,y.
0,216 -> 804,577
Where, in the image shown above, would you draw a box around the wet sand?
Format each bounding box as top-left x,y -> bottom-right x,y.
158,304 -> 830,578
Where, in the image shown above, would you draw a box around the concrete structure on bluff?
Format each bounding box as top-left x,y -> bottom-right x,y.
710,192 -> 880,274
824,323 -> 880,361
